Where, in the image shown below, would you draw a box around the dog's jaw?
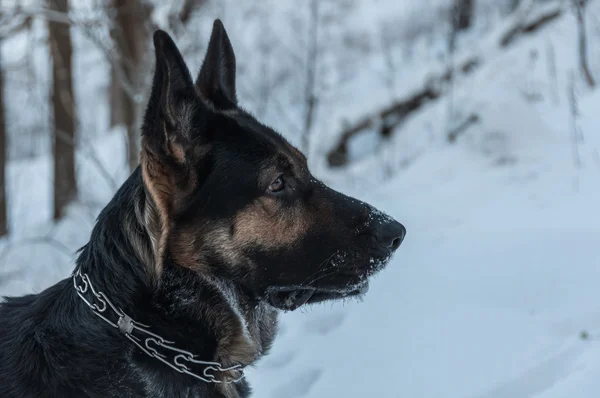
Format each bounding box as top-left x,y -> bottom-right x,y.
265,281 -> 370,311
266,288 -> 315,311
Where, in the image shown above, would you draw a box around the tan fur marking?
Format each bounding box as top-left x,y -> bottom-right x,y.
233,198 -> 310,249
141,151 -> 172,278
215,325 -> 259,365
169,226 -> 201,270
170,223 -> 244,270
167,140 -> 186,163
192,276 -> 264,391
141,131 -> 201,277
126,197 -> 156,270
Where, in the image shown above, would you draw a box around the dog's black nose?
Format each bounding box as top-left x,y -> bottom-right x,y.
374,220 -> 406,251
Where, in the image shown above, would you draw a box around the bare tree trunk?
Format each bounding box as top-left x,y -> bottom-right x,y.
0,41 -> 7,237
111,0 -> 151,172
573,0 -> 595,88
109,65 -> 124,128
507,0 -> 520,13
546,39 -> 559,105
302,0 -> 319,154
256,8 -> 273,120
568,71 -> 581,191
453,0 -> 474,32
48,0 -> 76,220
178,0 -> 206,26
447,1 -> 462,142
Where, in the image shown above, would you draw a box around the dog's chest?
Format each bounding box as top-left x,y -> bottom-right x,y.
131,362 -> 250,398
202,276 -> 267,364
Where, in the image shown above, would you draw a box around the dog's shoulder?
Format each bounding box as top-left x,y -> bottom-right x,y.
0,280 -> 139,397
0,283 -> 61,397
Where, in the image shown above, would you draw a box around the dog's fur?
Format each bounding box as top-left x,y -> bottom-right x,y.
0,21 -> 405,397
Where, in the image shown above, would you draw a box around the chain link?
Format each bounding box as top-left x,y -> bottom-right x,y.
73,270 -> 244,384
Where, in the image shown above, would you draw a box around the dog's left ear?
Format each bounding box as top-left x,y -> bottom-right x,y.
195,19 -> 237,109
143,30 -> 200,163
141,30 -> 205,279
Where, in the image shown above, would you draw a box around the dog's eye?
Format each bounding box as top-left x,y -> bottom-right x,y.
268,175 -> 285,193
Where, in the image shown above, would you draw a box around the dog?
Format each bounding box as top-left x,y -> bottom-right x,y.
0,20 -> 405,397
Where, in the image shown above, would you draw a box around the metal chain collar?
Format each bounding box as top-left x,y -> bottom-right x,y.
72,270 -> 244,384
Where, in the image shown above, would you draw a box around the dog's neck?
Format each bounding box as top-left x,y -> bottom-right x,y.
74,168 -> 277,390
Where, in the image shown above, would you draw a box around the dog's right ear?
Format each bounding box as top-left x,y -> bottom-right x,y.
141,30 -> 206,279
195,19 -> 237,109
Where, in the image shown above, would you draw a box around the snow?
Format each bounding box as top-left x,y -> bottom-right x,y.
2,0 -> 600,397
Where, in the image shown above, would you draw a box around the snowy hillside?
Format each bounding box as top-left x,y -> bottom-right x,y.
2,0 -> 600,397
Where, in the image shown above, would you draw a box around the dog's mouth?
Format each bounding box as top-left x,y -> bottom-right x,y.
264,250 -> 395,311
266,281 -> 370,311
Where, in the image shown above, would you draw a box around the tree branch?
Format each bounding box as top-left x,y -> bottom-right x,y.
10,6 -> 144,103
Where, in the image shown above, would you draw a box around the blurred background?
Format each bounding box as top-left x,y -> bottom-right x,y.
0,0 -> 599,397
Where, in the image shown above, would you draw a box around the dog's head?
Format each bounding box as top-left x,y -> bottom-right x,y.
141,21 -> 406,311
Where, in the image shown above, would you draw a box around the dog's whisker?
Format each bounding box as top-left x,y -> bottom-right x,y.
298,250 -> 341,287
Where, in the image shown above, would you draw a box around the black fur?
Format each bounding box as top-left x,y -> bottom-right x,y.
0,20 -> 405,397
0,170 -> 259,397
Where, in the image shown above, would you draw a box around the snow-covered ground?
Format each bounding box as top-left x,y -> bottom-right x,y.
2,0 -> 600,397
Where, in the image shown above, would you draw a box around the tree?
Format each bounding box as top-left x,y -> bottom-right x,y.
109,0 -> 206,171
572,0 -> 595,88
110,0 -> 151,172
302,0 -> 319,154
0,39 -> 6,237
48,0 -> 77,220
109,65 -> 124,129
453,0 -> 474,32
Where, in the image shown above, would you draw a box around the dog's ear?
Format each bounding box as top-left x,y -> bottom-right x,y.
141,30 -> 205,278
195,19 -> 237,109
142,30 -> 200,164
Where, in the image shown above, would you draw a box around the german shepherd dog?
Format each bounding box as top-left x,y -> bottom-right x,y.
0,20 -> 405,397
